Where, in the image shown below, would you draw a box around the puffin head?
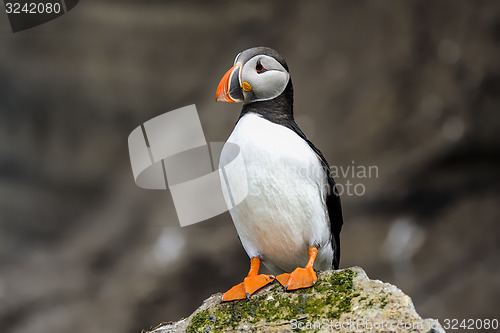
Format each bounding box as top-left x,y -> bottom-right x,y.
216,47 -> 291,105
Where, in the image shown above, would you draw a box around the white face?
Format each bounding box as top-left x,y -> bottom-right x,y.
239,55 -> 290,104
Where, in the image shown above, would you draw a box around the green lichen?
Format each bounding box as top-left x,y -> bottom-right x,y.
366,299 -> 374,308
187,310 -> 210,333
379,297 -> 388,309
186,269 -> 357,332
361,295 -> 388,311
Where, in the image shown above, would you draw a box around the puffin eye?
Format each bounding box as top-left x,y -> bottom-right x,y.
256,60 -> 265,73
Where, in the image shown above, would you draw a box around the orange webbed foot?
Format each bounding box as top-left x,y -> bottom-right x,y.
277,266 -> 317,291
222,274 -> 275,301
276,246 -> 319,291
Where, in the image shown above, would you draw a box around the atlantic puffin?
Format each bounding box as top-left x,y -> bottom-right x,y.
216,47 -> 343,301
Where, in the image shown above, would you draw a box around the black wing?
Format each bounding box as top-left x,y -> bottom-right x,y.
287,121 -> 344,269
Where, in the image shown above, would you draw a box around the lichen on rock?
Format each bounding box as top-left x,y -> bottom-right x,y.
148,267 -> 445,333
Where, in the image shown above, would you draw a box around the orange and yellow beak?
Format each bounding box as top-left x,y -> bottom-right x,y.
216,62 -> 244,103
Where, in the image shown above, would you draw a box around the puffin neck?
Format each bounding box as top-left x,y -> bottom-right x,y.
238,80 -> 294,125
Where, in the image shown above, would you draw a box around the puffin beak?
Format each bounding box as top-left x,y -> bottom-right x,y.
216,62 -> 244,103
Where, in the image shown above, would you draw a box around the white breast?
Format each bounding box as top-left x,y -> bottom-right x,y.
219,113 -> 333,273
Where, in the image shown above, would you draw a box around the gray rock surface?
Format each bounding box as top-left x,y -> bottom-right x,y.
150,267 -> 445,333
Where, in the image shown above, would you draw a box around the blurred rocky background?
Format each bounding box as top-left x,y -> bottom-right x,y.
0,1 -> 499,332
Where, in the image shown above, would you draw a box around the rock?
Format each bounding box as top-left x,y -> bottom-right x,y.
147,267 -> 445,333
